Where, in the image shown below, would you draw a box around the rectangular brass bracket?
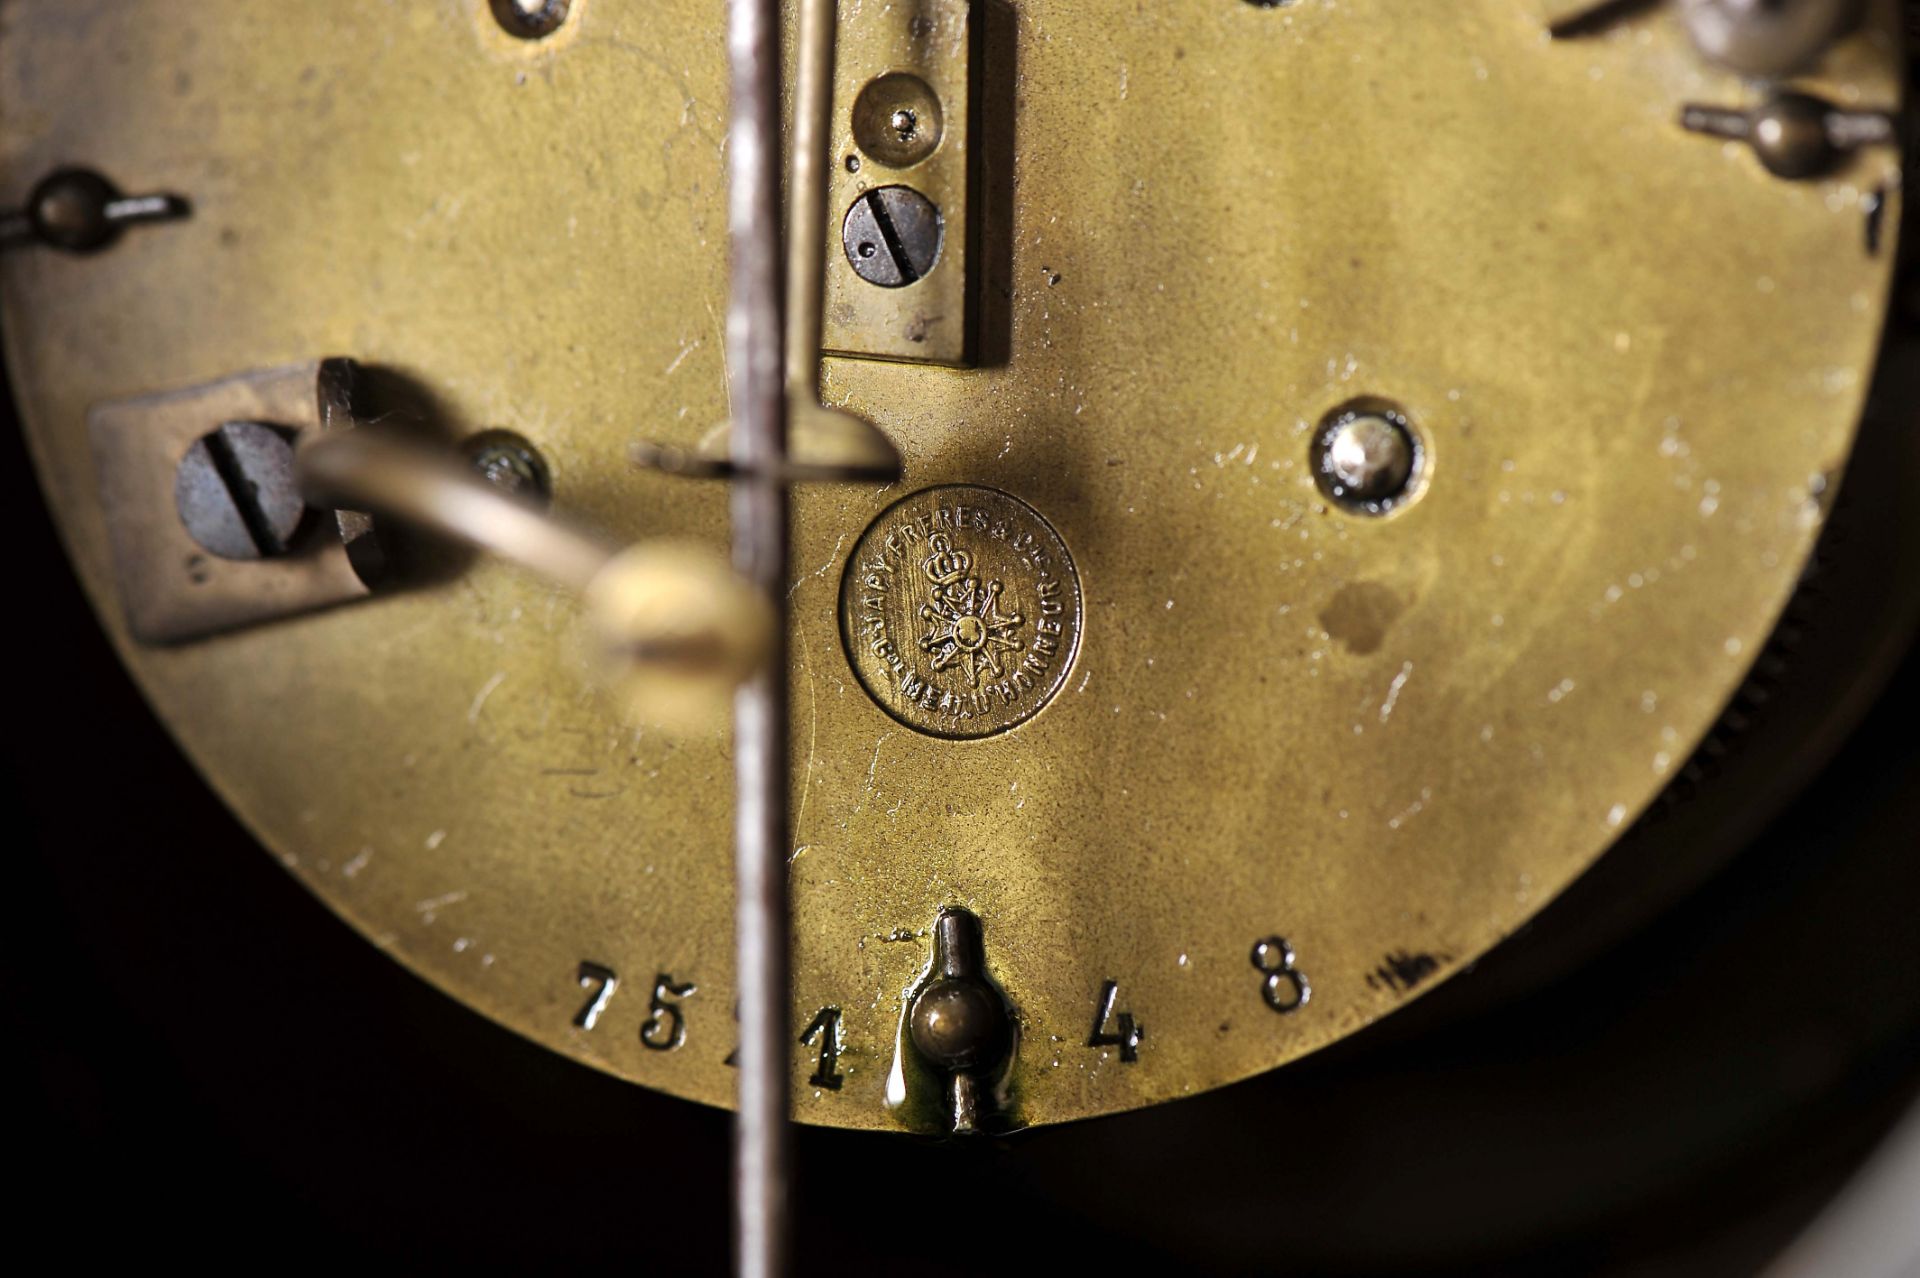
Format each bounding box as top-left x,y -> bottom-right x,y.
822,0 -> 976,367
88,358 -> 380,644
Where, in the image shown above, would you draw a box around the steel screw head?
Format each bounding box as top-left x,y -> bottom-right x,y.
488,0 -> 570,39
842,186 -> 943,288
463,429 -> 551,505
1313,403 -> 1423,515
175,421 -> 307,559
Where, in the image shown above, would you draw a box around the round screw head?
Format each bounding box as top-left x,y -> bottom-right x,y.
463,429 -> 551,505
29,168 -> 120,253
488,0 -> 570,39
1313,404 -> 1423,515
1750,92 -> 1838,179
175,421 -> 307,560
852,72 -> 943,168
841,186 -> 943,288
909,977 -> 1010,1074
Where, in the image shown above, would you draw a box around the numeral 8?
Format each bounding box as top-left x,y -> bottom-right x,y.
1251,936 -> 1310,1014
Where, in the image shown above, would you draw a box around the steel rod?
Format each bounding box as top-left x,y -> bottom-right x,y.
786,0 -> 838,405
725,0 -> 792,1272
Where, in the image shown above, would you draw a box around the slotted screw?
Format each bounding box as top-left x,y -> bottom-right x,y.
841,186 -> 943,288
175,421 -> 308,560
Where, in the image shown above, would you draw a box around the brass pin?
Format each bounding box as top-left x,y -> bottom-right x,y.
906,908 -> 1014,1134
1680,91 -> 1897,180
0,167 -> 189,254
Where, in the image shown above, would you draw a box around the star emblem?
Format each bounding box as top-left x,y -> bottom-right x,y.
919,576 -> 1023,685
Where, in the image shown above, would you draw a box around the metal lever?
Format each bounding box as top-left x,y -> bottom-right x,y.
630,405 -> 900,484
298,430 -> 774,728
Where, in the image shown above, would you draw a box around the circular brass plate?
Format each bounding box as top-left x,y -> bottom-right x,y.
0,0 -> 1904,1131
841,484 -> 1082,739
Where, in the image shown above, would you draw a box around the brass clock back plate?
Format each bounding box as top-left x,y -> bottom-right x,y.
0,0 -> 1902,1130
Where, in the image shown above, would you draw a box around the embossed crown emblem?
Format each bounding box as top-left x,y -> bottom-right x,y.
915,531 -> 1024,686
922,533 -> 972,587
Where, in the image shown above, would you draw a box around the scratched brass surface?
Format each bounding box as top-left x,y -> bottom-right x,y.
0,0 -> 1902,1130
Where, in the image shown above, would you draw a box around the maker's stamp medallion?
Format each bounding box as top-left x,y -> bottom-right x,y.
840,485 -> 1083,739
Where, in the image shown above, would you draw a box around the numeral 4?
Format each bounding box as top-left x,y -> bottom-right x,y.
1087,979 -> 1143,1063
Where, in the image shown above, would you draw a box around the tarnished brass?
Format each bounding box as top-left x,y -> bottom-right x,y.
0,0 -> 1905,1132
822,0 -> 975,364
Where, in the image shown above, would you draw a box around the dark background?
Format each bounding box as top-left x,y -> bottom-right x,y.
4,344 -> 1917,1275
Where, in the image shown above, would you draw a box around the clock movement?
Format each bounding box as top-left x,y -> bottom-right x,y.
4,1 -> 1918,1273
